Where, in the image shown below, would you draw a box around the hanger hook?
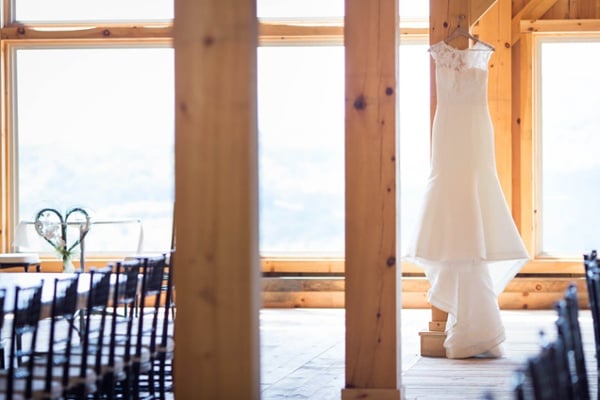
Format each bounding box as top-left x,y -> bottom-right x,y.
457,14 -> 466,27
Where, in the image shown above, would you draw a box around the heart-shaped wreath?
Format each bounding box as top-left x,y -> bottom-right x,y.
34,207 -> 91,262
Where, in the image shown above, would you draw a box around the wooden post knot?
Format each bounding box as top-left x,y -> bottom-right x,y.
353,95 -> 366,110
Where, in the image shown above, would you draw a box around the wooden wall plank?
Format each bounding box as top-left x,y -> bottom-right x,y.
262,257 -> 587,275
343,0 -> 401,398
173,0 -> 260,399
261,277 -> 589,310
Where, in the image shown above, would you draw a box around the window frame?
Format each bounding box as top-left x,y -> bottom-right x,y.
519,20 -> 600,274
0,14 -> 429,273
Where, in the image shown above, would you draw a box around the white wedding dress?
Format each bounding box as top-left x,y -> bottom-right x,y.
404,40 -> 529,359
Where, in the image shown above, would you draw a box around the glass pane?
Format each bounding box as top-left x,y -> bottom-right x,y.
400,2 -> 429,20
539,39 -> 600,257
399,42 -> 431,255
258,42 -> 431,256
14,0 -> 173,23
258,46 -> 345,256
14,47 -> 174,256
258,0 -> 343,18
258,0 -> 428,19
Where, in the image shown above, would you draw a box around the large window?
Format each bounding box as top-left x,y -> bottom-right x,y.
257,41 -> 430,257
2,1 -> 431,265
12,46 -> 175,255
13,0 -> 173,22
537,36 -> 600,258
398,41 -> 431,256
258,46 -> 345,256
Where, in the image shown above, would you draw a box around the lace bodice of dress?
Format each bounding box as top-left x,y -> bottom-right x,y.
429,40 -> 493,72
430,40 -> 493,101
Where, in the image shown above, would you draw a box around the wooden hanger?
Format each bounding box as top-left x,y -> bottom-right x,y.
444,15 -> 495,51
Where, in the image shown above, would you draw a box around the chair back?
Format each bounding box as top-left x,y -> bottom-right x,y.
78,266 -> 112,392
46,275 -> 80,392
108,258 -> 142,364
527,337 -> 572,400
584,250 -> 600,342
160,250 -> 175,350
583,249 -> 600,399
6,283 -> 43,399
137,254 -> 168,353
511,368 -> 529,400
0,288 -> 6,370
555,284 -> 590,400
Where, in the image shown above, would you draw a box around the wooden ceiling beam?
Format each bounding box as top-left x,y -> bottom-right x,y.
471,0 -> 498,25
511,0 -> 559,45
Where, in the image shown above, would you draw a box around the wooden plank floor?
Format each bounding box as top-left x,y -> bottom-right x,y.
260,308 -> 598,400
5,307 -> 595,398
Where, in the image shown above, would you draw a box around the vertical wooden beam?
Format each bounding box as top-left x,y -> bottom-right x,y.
511,40 -> 523,232
479,0 -> 513,207
174,0 -> 260,399
518,32 -> 535,256
509,2 -> 552,230
343,0 -> 401,399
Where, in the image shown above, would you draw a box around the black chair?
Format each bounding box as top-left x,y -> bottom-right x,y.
136,251 -> 176,399
104,255 -> 165,399
555,284 -> 590,400
131,254 -> 168,399
0,283 -> 63,399
527,336 -> 572,400
103,258 -> 144,399
511,367 -> 529,400
31,275 -> 98,397
154,250 -> 176,398
584,249 -> 600,399
32,275 -> 104,398
64,266 -> 114,398
0,288 -> 6,370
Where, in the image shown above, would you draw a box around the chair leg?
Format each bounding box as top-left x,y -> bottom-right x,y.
158,356 -> 168,399
132,363 -> 141,400
101,372 -> 117,400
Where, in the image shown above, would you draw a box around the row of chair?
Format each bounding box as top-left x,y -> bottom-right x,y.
584,250 -> 600,400
509,282 -> 590,400
499,245 -> 600,400
0,251 -> 175,399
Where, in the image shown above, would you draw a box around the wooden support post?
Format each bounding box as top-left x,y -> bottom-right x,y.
516,31 -> 534,255
342,0 -> 401,399
173,0 -> 260,399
